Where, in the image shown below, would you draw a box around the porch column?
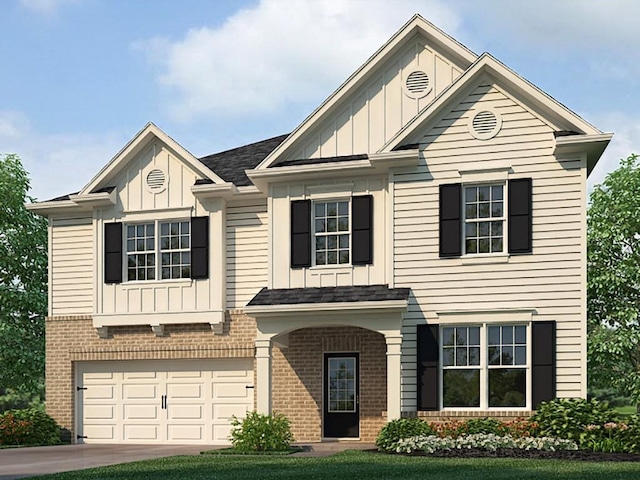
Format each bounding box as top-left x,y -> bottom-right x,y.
255,338 -> 272,414
385,334 -> 403,421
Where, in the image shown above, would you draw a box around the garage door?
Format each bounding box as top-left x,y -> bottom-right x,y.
76,359 -> 254,444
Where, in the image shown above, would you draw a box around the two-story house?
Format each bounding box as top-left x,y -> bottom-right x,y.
28,14 -> 611,444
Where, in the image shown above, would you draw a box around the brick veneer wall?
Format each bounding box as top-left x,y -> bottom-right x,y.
45,310 -> 256,441
271,326 -> 387,443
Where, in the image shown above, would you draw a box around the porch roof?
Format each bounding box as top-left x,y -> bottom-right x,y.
247,284 -> 411,306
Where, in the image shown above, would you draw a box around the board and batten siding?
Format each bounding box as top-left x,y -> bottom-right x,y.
50,216 -> 94,316
97,140 -> 217,317
394,82 -> 586,411
282,35 -> 464,162
226,199 -> 269,309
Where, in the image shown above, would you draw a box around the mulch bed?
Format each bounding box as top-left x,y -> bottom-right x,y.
370,448 -> 640,462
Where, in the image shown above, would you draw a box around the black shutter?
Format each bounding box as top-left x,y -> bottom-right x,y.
191,216 -> 209,279
508,178 -> 532,254
439,184 -> 461,257
104,222 -> 122,284
417,324 -> 439,411
291,200 -> 311,268
532,320 -> 556,408
352,195 -> 373,265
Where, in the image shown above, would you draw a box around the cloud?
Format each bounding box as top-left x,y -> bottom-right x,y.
19,0 -> 81,15
460,0 -> 640,74
587,112 -> 640,192
0,111 -> 126,201
135,0 -> 460,122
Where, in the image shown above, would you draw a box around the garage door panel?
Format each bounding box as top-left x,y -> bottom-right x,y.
170,404 -> 203,420
84,425 -> 115,441
167,383 -> 201,399
214,383 -> 250,399
84,405 -> 115,420
124,371 -> 159,380
124,404 -> 159,420
168,424 -> 204,441
85,385 -> 115,400
123,384 -> 157,400
214,403 -> 250,420
124,424 -> 159,441
79,359 -> 253,444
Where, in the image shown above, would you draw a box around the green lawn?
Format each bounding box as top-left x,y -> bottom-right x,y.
32,450 -> 640,480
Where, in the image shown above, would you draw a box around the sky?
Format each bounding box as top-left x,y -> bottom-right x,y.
1,0 -> 639,201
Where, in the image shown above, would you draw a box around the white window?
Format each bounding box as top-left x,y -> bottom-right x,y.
464,184 -> 504,254
313,200 -> 350,265
126,221 -> 190,281
442,324 -> 528,409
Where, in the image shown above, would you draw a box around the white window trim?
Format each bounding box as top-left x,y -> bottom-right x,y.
462,182 -> 507,257
439,322 -> 532,411
311,198 -> 352,268
124,219 -> 192,283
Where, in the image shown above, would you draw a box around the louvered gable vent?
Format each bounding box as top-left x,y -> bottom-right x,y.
146,168 -> 166,192
469,108 -> 502,140
404,69 -> 432,99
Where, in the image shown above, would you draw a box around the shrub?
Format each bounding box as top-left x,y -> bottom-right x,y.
532,398 -> 616,442
376,418 -> 435,452
0,408 -> 61,446
395,433 -> 578,454
457,418 -> 504,436
230,411 -> 294,452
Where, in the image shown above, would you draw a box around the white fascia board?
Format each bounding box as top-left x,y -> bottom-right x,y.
555,133 -> 614,175
246,151 -> 419,192
26,200 -> 85,215
93,310 -> 225,328
381,54 -> 603,152
190,182 -> 238,199
26,190 -> 116,215
256,15 -> 476,170
80,122 -> 225,195
244,299 -> 408,318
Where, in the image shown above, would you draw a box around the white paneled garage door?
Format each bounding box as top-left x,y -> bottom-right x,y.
76,359 -> 254,444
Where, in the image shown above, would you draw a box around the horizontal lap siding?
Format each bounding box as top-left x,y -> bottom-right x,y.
51,217 -> 94,315
395,83 -> 586,410
226,200 -> 269,308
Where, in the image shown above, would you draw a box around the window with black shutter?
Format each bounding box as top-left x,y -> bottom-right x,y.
291,200 -> 311,268
417,324 -> 440,411
190,216 -> 209,279
508,178 -> 532,254
352,195 -> 373,265
532,320 -> 556,408
439,184 -> 461,257
104,222 -> 123,284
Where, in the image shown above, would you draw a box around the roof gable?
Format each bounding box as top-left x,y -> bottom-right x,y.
382,53 -> 605,152
80,122 -> 227,195
255,14 -> 477,170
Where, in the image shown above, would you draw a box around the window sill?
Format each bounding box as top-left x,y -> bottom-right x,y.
308,264 -> 354,270
119,279 -> 194,288
460,253 -> 510,265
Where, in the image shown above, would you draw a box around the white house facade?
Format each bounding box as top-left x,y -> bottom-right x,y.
28,15 -> 611,444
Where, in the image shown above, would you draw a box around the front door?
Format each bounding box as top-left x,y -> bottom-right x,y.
323,353 -> 359,438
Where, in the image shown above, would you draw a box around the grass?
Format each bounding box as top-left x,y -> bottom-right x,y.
201,446 -> 303,455
30,450 -> 640,480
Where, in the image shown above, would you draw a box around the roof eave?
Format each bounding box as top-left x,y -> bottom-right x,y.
244,299 -> 409,318
246,150 -> 419,192
554,133 -> 614,176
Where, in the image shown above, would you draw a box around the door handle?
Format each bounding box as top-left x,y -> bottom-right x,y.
161,395 -> 167,409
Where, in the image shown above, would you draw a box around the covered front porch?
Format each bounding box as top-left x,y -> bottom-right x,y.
244,285 -> 409,442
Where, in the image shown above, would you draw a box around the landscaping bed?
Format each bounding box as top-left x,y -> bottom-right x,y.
375,447 -> 640,462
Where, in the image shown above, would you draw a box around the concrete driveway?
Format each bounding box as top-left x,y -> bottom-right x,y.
0,444 -> 211,480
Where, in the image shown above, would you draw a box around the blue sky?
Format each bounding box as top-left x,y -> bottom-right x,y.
2,0 -> 638,201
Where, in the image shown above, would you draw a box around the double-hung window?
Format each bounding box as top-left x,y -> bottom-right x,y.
441,324 -> 528,409
464,184 -> 504,254
313,200 -> 350,265
126,221 -> 191,281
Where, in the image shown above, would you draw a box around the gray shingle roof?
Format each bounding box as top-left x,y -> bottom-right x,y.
272,154 -> 368,168
198,134 -> 289,186
247,284 -> 411,306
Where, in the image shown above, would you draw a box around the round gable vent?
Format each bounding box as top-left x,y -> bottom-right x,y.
146,168 -> 167,193
469,108 -> 502,140
404,69 -> 432,99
